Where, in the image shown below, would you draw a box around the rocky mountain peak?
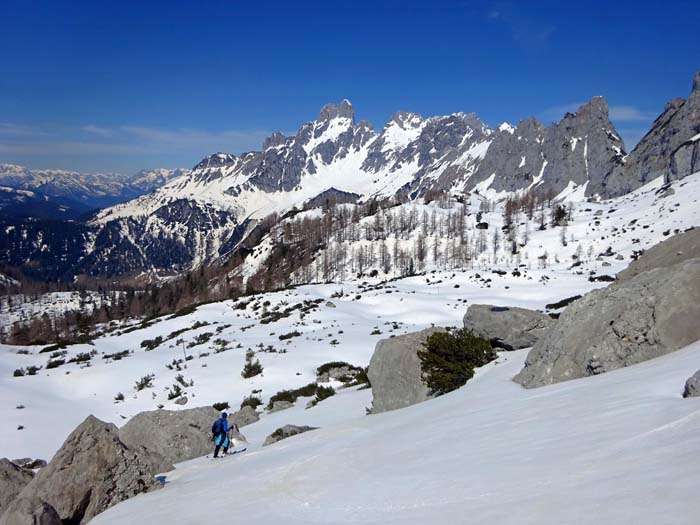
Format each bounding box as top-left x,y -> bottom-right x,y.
318,99 -> 354,123
263,132 -> 287,150
193,152 -> 237,170
389,111 -> 423,129
693,70 -> 700,95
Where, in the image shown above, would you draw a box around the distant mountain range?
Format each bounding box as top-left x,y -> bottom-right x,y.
0,165 -> 189,218
1,72 -> 698,283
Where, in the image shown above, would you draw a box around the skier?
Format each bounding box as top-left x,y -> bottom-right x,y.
211,412 -> 232,458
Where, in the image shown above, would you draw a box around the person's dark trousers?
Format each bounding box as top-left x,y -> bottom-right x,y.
213,433 -> 224,457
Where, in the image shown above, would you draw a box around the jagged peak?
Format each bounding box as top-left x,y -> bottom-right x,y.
318,99 -> 354,123
562,97 -> 610,121
263,132 -> 287,150
193,152 -> 237,170
692,70 -> 700,96
388,111 -> 423,129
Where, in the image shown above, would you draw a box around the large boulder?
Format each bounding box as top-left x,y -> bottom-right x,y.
230,405 -> 260,427
0,495 -> 61,525
14,415 -> 169,525
368,327 -> 444,414
463,304 -> 555,350
0,458 -> 34,516
514,258 -> 700,388
119,406 -> 219,465
268,400 -> 294,413
683,371 -> 700,398
263,425 -> 317,446
617,227 -> 700,282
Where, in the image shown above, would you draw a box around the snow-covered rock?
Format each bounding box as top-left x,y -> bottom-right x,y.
262,425 -> 317,446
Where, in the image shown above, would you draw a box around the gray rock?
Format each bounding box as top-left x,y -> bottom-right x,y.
514,258 -> 700,388
683,371 -> 700,398
119,406 -> 219,465
263,425 -> 318,447
617,228 -> 700,282
15,415 -> 168,525
0,495 -> 61,525
173,396 -> 188,406
605,71 -> 700,196
368,327 -> 445,413
0,458 -> 34,516
268,400 -> 294,413
463,304 -> 554,350
316,365 -> 359,383
230,405 -> 260,427
11,458 -> 47,470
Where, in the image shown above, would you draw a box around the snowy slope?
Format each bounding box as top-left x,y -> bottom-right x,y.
0,266 -> 607,461
94,342 -> 700,525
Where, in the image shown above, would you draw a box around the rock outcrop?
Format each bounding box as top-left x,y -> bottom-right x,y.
683,371 -> 700,398
605,71 -> 700,196
463,304 -> 554,350
263,425 -> 318,447
617,227 -> 700,282
368,327 -> 444,413
0,496 -> 61,525
514,258 -> 700,388
230,405 -> 260,427
14,415 -> 168,525
119,406 -> 220,466
268,400 -> 294,413
0,458 -> 34,516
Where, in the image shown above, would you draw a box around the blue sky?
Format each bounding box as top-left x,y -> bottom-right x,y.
1,0 -> 699,173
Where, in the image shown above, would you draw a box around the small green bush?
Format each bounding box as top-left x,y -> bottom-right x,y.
240,395 -> 262,410
417,329 -> 495,396
135,374 -> 155,391
46,359 -> 65,369
241,350 -> 263,379
13,368 -> 25,377
212,401 -> 230,411
267,383 -> 318,409
311,385 -> 336,406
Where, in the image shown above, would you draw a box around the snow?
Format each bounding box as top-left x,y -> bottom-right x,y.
689,132 -> 700,142
498,122 -> 516,134
95,341 -> 700,525
2,172 -> 700,523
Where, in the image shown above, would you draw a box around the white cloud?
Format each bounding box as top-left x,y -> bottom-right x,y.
608,105 -> 654,122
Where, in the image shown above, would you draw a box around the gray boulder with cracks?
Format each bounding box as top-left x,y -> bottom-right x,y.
514,258 -> 700,388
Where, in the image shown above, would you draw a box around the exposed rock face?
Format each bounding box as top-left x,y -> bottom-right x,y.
268,400 -> 295,413
514,258 -> 700,388
471,97 -> 626,197
683,371 -> 700,398
0,458 -> 34,516
316,364 -> 360,383
15,415 -> 168,525
119,406 -> 220,466
606,71 -> 700,196
230,405 -> 260,427
0,495 -> 61,525
368,327 -> 445,413
463,304 -> 555,350
617,228 -> 700,282
263,425 -> 318,447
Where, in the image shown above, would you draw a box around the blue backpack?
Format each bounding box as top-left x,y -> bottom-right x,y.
211,418 -> 224,436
